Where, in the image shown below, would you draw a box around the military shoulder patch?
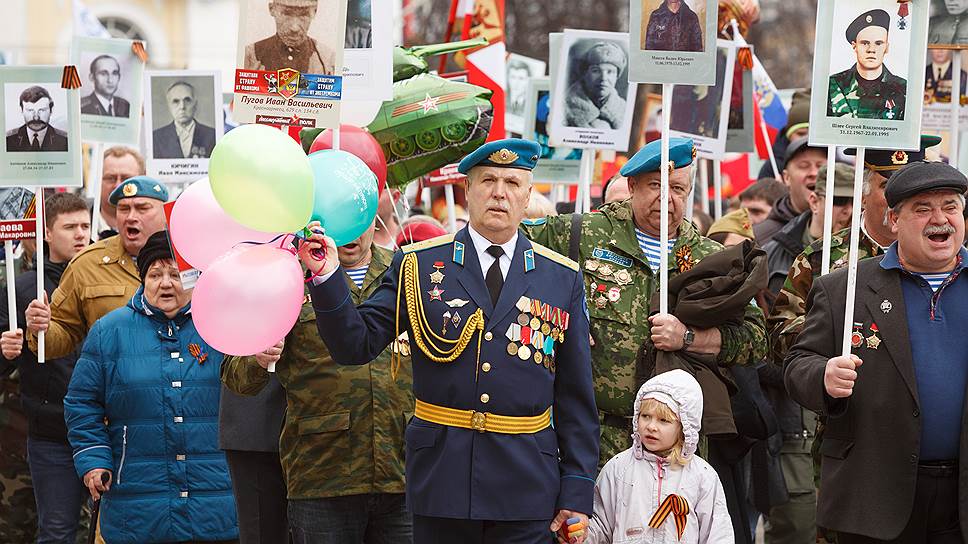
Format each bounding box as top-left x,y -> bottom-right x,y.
402,233 -> 455,254
531,241 -> 579,272
521,217 -> 547,226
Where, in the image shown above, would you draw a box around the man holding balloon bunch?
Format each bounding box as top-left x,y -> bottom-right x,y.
297,138 -> 600,544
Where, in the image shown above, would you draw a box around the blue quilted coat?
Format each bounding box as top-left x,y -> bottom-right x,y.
64,288 -> 238,543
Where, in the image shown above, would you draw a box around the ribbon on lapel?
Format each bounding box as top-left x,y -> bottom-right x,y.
648,493 -> 690,540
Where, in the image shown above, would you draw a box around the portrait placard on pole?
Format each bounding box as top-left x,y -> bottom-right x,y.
808,0 -> 929,151
71,37 -> 146,146
629,0 -> 718,85
726,48 -> 755,153
548,30 -> 638,152
144,70 -> 224,183
669,40 -> 737,159
233,0 -> 348,129
0,66 -> 83,187
523,77 -> 581,184
342,0 -> 393,102
506,53 -> 547,135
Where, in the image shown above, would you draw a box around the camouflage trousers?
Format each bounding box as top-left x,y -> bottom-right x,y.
0,383 -> 37,543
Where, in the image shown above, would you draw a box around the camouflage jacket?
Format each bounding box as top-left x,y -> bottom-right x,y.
768,225 -> 885,363
522,200 -> 768,417
827,65 -> 907,121
221,245 -> 413,499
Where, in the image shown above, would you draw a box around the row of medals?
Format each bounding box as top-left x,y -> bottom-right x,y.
584,260 -> 633,310
505,296 -> 568,372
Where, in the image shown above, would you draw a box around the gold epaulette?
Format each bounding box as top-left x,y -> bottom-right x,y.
530,241 -> 579,272
401,234 -> 455,254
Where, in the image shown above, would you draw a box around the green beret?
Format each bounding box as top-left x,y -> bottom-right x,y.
457,138 -> 541,175
109,176 -> 170,205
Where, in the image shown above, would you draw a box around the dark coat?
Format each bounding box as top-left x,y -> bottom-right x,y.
0,258 -> 78,442
784,256 -> 968,539
925,62 -> 968,103
639,240 -> 768,439
80,92 -> 130,117
762,211 -> 811,296
753,194 -> 801,246
644,1 -> 704,52
152,121 -> 217,159
218,379 -> 286,453
5,125 -> 68,152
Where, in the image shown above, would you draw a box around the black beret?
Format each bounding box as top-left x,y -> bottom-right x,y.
846,9 -> 890,43
845,135 -> 942,179
885,161 -> 968,208
137,231 -> 175,281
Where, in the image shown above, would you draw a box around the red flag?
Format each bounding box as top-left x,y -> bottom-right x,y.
466,42 -> 506,140
753,101 -> 778,161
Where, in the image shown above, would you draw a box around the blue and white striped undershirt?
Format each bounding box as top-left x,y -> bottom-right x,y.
913,272 -> 951,293
345,266 -> 368,289
635,229 -> 677,273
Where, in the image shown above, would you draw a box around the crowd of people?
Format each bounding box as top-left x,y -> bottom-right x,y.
0,83 -> 967,544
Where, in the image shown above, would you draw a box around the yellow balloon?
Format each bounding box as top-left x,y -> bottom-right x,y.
209,124 -> 314,233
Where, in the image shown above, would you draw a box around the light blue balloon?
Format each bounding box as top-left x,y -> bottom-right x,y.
308,150 -> 379,246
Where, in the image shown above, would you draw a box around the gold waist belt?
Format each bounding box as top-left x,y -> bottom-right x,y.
414,399 -> 552,434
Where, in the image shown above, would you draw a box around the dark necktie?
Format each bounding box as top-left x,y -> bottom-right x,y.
31,134 -> 40,151
108,102 -> 114,116
484,245 -> 505,306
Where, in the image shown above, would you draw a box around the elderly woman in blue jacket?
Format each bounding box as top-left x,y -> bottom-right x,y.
64,231 -> 238,543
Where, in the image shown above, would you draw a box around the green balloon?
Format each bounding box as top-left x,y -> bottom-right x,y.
209,124 -> 314,233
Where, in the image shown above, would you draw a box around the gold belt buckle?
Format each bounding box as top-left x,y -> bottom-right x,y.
470,411 -> 487,432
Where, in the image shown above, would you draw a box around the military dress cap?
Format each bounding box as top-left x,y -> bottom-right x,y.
845,135 -> 942,179
456,138 -> 542,175
109,176 -> 170,205
815,163 -> 855,199
885,161 -> 968,208
707,208 -> 754,240
846,9 -> 891,42
582,41 -> 627,73
619,137 -> 696,177
784,136 -> 824,163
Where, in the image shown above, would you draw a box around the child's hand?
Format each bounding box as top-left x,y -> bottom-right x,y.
551,510 -> 588,543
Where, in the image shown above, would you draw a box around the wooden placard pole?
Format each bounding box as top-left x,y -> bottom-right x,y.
659,83 -> 672,315
712,159 -> 723,219
840,148 -> 866,356
89,142 -> 104,238
5,240 -> 16,332
951,51 -> 962,170
35,188 -> 45,363
699,158 -> 709,214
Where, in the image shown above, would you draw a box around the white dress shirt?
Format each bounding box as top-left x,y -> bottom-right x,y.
26,127 -> 48,147
466,224 -> 516,281
95,93 -> 115,115
175,120 -> 197,158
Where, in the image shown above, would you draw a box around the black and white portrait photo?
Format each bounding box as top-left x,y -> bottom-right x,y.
669,41 -> 736,158
71,36 -> 145,145
0,66 -> 82,186
563,39 -> 629,130
929,0 -> 968,47
506,54 -> 546,135
4,84 -> 69,153
346,0 -> 371,49
549,30 -> 637,152
145,70 -> 223,182
80,54 -> 130,118
240,0 -> 346,75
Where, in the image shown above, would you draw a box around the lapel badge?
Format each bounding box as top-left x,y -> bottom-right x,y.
452,311 -> 461,327
607,287 -> 621,302
524,249 -> 535,272
453,241 -> 465,266
866,323 -> 881,350
585,259 -> 600,272
613,269 -> 632,285
850,322 -> 864,349
429,261 -> 445,284
598,263 -> 614,277
445,298 -> 469,308
427,286 -> 444,301
442,311 -> 452,335
880,299 -> 892,314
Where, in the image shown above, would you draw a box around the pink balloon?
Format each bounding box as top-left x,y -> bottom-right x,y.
170,178 -> 281,271
192,244 -> 304,356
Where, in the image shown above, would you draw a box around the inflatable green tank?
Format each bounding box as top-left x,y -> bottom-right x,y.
368,74 -> 493,189
392,37 -> 489,82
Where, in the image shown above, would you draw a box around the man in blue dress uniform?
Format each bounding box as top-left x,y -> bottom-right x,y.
298,138 -> 599,543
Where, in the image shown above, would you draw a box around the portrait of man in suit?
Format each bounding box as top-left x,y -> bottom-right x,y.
5,85 -> 69,153
80,54 -> 131,118
152,81 -> 216,160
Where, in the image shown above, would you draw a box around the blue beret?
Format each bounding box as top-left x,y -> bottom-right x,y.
620,137 -> 696,178
109,176 -> 170,205
457,138 -> 542,175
